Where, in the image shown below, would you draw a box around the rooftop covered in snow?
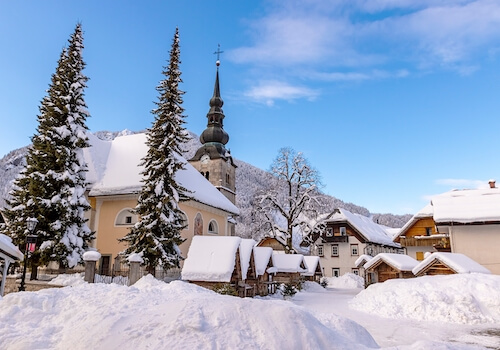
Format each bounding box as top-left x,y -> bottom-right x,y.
85,133 -> 238,215
431,187 -> 500,224
328,208 -> 400,248
181,236 -> 255,282
413,252 -> 491,276
364,253 -> 419,272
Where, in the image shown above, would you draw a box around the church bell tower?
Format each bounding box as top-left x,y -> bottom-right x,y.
189,51 -> 237,204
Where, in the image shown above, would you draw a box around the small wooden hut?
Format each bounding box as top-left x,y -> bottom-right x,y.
364,253 -> 418,284
0,234 -> 24,296
302,256 -> 323,282
412,252 -> 491,277
181,236 -> 258,297
252,246 -> 274,296
270,253 -> 308,286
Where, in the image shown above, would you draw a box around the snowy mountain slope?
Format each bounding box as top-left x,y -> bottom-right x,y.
0,131 -> 411,233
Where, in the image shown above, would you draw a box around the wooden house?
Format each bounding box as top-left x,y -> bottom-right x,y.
257,237 -> 288,252
252,246 -> 274,296
181,236 -> 258,297
364,253 -> 418,284
431,182 -> 500,274
393,204 -> 450,261
270,253 -> 308,286
303,208 -> 403,278
302,256 -> 323,282
412,252 -> 491,277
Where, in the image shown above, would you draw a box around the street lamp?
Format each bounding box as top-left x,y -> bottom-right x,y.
19,217 -> 38,292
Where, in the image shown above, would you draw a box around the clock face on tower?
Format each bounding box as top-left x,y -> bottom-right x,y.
201,154 -> 210,164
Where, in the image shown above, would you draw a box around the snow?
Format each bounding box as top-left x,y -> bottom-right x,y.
364,253 -> 419,271
355,254 -> 373,268
413,252 -> 491,276
2,274 -> 500,349
86,133 -> 238,215
0,233 -> 23,261
181,236 -> 242,282
302,255 -> 320,276
271,253 -> 308,273
432,187 -> 500,223
329,208 -> 400,248
82,250 -> 101,262
127,253 -> 144,263
322,273 -> 365,289
253,246 -> 273,276
238,238 -> 256,280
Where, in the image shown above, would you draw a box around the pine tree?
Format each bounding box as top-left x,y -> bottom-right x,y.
119,28 -> 189,274
1,23 -> 93,272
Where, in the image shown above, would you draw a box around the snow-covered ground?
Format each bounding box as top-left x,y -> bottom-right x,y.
0,273 -> 499,349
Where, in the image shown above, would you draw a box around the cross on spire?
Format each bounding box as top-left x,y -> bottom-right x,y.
213,44 -> 224,63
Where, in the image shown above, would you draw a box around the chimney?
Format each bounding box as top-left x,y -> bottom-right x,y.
489,179 -> 496,189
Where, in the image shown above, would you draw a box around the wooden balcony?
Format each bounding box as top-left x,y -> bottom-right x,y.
323,235 -> 349,243
399,235 -> 450,250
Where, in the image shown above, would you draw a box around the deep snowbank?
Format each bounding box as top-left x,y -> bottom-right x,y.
323,272 -> 365,289
350,273 -> 500,325
0,275 -> 378,349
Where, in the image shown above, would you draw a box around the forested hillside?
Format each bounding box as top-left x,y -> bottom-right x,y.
0,131 -> 412,234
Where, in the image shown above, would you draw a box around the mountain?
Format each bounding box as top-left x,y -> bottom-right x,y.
0,131 -> 412,233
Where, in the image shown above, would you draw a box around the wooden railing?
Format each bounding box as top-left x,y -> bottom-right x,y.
399,236 -> 450,248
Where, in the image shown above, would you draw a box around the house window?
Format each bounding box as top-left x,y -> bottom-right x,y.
125,216 -> 132,224
340,227 -> 347,236
317,245 -> 324,257
332,268 -> 340,277
425,227 -> 432,236
208,220 -> 219,234
326,227 -> 333,237
331,244 -> 339,257
351,244 -> 359,256
352,268 -> 359,276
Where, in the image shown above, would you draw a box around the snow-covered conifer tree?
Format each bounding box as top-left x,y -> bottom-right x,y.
1,23 -> 93,273
119,28 -> 189,274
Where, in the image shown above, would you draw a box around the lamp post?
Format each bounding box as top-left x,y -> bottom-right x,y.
19,217 -> 38,292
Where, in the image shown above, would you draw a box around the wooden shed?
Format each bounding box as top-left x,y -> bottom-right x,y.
412,252 -> 491,277
181,236 -> 258,297
302,256 -> 323,282
270,253 -> 308,286
252,246 -> 275,296
364,253 -> 418,284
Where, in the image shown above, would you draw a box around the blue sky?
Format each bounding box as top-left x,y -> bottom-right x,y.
2,0 -> 500,216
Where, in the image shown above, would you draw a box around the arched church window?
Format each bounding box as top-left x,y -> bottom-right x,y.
208,220 -> 219,235
205,171 -> 210,180
115,208 -> 138,226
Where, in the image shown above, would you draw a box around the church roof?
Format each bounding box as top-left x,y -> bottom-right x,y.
85,132 -> 239,215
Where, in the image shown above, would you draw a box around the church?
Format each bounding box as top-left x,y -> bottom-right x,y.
85,59 -> 238,275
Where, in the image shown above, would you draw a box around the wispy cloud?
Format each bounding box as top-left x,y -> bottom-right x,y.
243,80 -> 319,106
228,0 -> 500,103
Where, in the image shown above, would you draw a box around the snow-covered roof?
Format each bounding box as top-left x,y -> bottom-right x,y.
271,253 -> 308,273
239,239 -> 257,280
412,252 -> 491,276
354,254 -> 373,268
86,133 -> 238,215
0,234 -> 23,261
328,209 -> 400,248
364,253 -> 418,272
181,236 -> 256,282
253,246 -> 273,276
394,203 -> 434,240
431,188 -> 500,224
302,255 -> 321,276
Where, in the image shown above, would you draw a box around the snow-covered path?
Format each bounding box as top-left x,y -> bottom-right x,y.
292,285 -> 500,349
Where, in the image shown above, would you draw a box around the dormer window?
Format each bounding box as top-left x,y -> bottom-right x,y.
340,227 -> 347,236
